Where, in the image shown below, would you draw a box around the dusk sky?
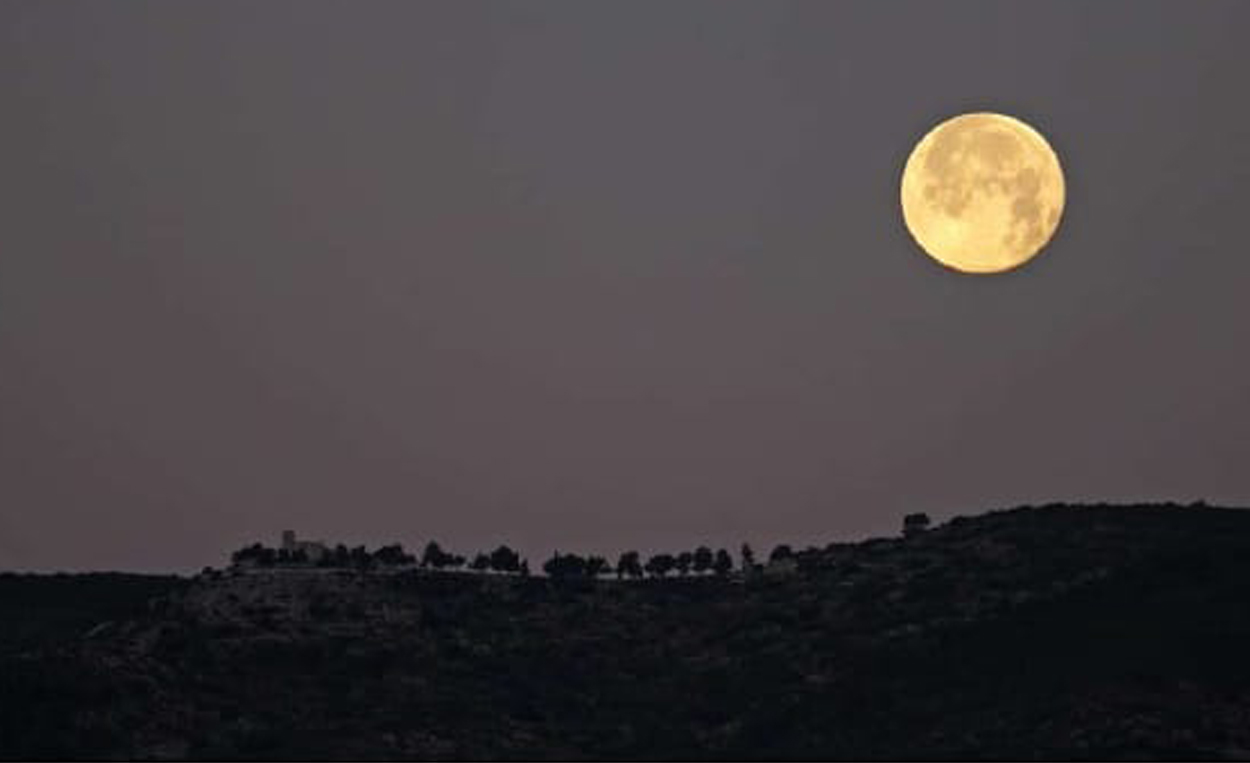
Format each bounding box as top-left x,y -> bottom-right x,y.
2,1 -> 1248,572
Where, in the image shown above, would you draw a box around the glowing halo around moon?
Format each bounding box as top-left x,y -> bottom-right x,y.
901,112 -> 1065,274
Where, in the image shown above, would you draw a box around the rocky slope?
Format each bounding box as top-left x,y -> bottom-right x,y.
4,504 -> 1250,759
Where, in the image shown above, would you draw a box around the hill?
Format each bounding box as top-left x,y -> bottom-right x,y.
3,504 -> 1250,759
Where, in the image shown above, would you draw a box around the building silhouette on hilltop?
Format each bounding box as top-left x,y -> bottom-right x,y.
282,530 -> 328,563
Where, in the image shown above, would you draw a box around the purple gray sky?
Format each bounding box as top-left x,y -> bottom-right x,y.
2,1 -> 1248,572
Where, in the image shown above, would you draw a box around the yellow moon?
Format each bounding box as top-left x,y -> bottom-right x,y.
901,112 -> 1065,274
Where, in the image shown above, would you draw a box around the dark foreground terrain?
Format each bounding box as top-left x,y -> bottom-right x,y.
4,504 -> 1250,760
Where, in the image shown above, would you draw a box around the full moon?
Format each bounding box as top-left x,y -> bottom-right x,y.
901,112 -> 1065,274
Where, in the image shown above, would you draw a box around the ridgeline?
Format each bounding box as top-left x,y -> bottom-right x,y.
3,503 -> 1250,759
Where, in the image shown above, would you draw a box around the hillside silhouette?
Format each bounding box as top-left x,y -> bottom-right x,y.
3,503 -> 1250,759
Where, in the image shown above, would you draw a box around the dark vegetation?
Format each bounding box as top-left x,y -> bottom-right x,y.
230,539 -> 745,581
0,573 -> 189,758
3,503 -> 1250,760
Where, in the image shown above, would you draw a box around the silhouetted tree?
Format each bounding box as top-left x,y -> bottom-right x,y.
333,543 -> 350,567
586,555 -> 610,578
563,554 -> 587,578
713,548 -> 733,576
770,544 -> 793,563
616,551 -> 643,579
903,512 -> 931,538
645,553 -> 676,578
231,543 -> 266,565
350,545 -> 372,569
374,544 -> 412,566
693,546 -> 714,574
544,552 -> 588,580
489,545 -> 521,574
447,554 -> 466,570
471,553 -> 491,572
740,543 -> 756,571
675,551 -> 693,576
520,559 -> 531,577
422,541 -> 452,569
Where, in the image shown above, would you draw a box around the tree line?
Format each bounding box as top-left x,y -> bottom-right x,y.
229,540 -> 804,580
